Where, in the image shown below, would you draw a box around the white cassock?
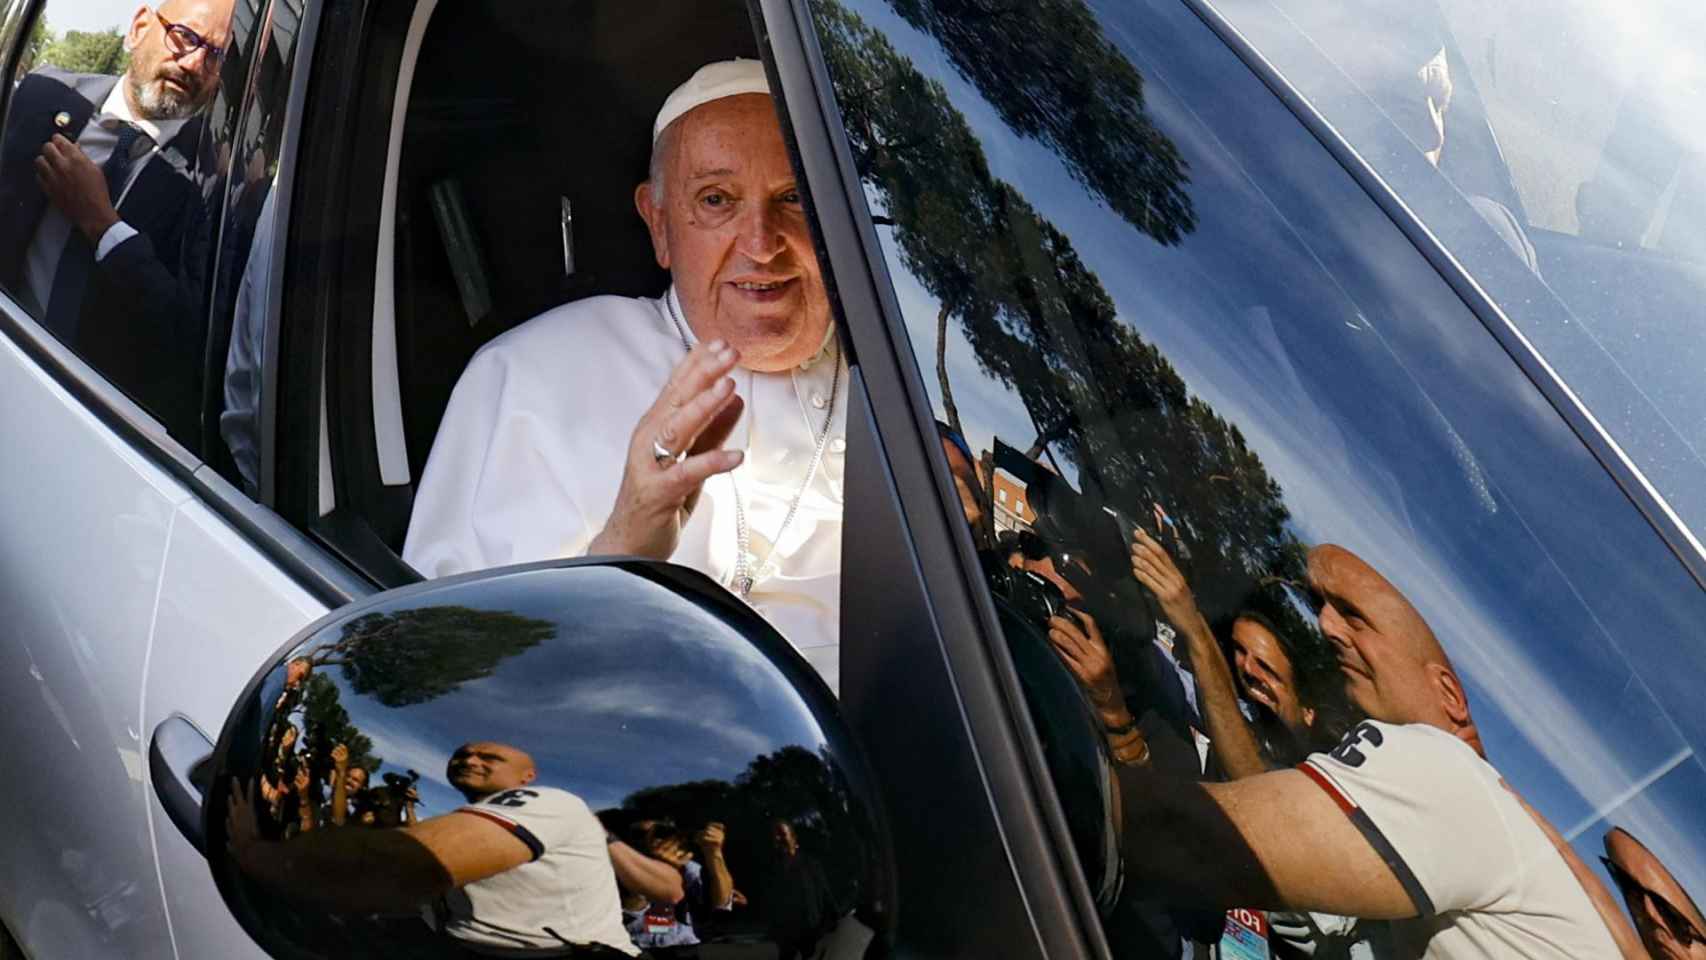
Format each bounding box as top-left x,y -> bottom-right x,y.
403,287 -> 847,692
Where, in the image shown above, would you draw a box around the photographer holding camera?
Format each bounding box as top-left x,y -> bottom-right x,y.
991,504 -> 1226,958
618,817 -> 738,954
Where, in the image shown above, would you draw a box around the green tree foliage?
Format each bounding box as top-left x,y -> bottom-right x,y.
815,0 -> 1305,615
308,606 -> 556,707
15,15 -> 52,78
298,673 -> 379,777
608,746 -> 863,935
889,0 -> 1196,244
38,28 -> 129,77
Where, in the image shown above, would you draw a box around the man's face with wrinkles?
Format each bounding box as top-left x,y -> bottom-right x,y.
125,0 -> 233,120
637,94 -> 831,372
1307,545 -> 1454,731
1230,617 -> 1312,738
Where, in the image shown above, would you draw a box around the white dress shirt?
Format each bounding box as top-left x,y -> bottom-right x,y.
23,80 -> 187,314
403,288 -> 848,692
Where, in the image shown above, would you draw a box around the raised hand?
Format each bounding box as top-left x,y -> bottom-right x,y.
1047,608 -> 1130,727
651,836 -> 694,870
1130,527 -> 1205,631
589,340 -> 746,559
695,822 -> 726,853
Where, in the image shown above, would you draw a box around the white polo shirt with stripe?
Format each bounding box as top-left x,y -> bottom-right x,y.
1298,721 -> 1619,959
441,785 -> 638,955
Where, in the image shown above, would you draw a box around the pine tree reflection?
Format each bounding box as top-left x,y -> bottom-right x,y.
883,0 -> 1198,243
817,1 -> 1306,623
305,605 -> 556,707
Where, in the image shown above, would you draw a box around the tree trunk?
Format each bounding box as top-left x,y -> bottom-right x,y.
936,301 -> 964,442
935,302 -> 995,548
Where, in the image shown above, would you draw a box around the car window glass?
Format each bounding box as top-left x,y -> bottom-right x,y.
209,0 -> 305,495
811,0 -> 1706,955
1211,0 -> 1706,564
0,0 -> 238,452
3,0 -> 42,83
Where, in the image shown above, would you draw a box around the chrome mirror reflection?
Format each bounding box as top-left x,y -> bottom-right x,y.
206,560 -> 889,959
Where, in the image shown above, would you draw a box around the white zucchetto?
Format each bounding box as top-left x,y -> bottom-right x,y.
653,59 -> 772,142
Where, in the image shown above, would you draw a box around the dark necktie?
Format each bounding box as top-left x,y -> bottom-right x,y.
44,122 -> 149,340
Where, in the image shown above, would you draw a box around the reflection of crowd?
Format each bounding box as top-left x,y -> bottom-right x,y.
258,658 -> 415,837
608,815 -> 737,952
941,425 -> 1677,959
235,710 -> 856,957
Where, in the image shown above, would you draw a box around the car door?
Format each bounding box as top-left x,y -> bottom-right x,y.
0,0 -> 373,957
138,1 -> 392,957
0,0 -> 205,952
217,0 -> 1074,953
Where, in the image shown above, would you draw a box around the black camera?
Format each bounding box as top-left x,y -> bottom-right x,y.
1011,568 -> 1068,623
379,768 -> 421,801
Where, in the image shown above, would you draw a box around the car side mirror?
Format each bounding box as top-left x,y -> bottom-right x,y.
198,558 -> 891,959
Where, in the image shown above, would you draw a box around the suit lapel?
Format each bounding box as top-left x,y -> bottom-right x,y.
0,72 -> 113,286
116,116 -> 209,260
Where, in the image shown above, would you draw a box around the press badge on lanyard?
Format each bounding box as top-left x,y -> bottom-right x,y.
644,904 -> 677,935
1218,908 -> 1271,959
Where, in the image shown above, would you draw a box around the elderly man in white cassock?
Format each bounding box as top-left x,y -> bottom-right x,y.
403,60 -> 847,691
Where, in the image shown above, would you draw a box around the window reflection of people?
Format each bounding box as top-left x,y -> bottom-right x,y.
619,819 -> 737,953
1602,827 -> 1706,960
431,742 -> 638,953
0,0 -> 232,440
1126,537 -> 1351,776
1107,544 -> 1627,958
404,59 -> 846,690
758,819 -> 837,960
228,740 -> 689,955
936,421 -> 987,536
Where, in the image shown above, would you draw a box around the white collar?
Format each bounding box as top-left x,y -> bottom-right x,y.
99,80 -> 190,147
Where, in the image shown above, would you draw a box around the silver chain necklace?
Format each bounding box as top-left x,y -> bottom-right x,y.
663,289 -> 841,599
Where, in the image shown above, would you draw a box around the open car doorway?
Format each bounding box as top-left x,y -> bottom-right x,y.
296,0 -> 764,584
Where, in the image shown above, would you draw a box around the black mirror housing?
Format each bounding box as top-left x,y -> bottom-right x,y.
205,558 -> 892,959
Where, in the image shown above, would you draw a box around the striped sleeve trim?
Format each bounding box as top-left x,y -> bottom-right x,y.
1298,760 -> 1436,917
463,808 -> 546,861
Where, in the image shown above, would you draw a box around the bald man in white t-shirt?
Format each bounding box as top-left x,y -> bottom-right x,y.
228,741 -> 687,955
1109,544 -> 1635,959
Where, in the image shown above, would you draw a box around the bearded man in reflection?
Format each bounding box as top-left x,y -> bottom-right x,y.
228,740 -> 690,956
405,60 -> 846,691
1106,543 -> 1644,959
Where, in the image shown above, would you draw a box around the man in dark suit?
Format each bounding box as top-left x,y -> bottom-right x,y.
0,0 -> 234,444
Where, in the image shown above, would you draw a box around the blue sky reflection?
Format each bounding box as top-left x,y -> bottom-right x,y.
850,0 -> 1706,906
283,567 -> 830,818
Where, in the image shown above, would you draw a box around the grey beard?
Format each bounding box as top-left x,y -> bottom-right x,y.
128,73 -> 197,121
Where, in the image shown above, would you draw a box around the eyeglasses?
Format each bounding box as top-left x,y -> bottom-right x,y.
154,9 -> 226,65
1600,855 -> 1706,947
